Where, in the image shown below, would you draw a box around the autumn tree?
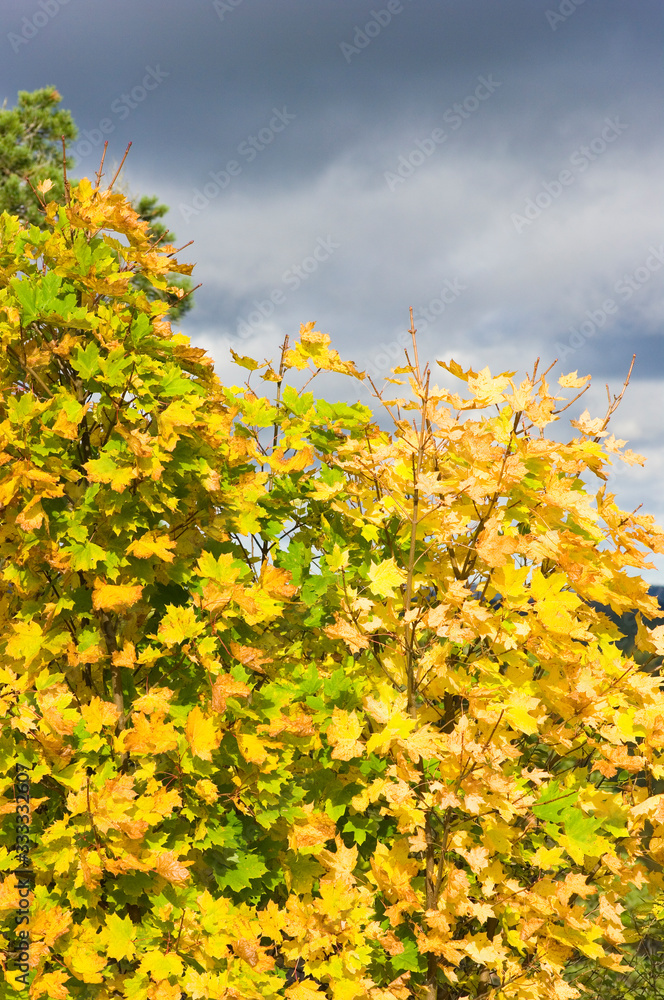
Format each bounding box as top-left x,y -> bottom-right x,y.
1,176 -> 664,1000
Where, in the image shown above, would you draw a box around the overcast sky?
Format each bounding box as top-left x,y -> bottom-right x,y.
2,0 -> 663,581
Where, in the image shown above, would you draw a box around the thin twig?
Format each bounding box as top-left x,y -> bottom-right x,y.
95,141 -> 109,189
108,142 -> 133,191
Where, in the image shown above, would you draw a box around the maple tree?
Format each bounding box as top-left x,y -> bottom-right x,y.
1,174 -> 664,1000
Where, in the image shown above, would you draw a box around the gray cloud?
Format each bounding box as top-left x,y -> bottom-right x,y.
2,0 -> 662,577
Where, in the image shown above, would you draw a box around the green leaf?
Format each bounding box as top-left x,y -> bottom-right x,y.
217,852 -> 268,891
533,781 -> 577,821
65,539 -> 108,572
71,341 -> 101,380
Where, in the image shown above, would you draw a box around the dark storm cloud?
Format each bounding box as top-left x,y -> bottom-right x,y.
1,0 -> 662,576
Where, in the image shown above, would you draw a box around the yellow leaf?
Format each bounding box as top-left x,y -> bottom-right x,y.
139,948 -> 184,980
467,366 -> 514,405
237,733 -> 268,764
230,640 -> 271,674
571,409 -> 607,437
157,604 -> 205,645
81,697 -> 120,734
29,969 -> 70,1000
92,581 -> 143,612
65,946 -> 107,983
211,673 -> 250,712
368,558 -> 404,599
366,711 -> 416,756
641,623 -> 664,656
194,779 -> 219,805
185,706 -> 220,761
559,371 -> 591,388
52,399 -> 88,439
103,912 -> 137,961
6,619 -> 43,666
259,562 -> 298,598
230,348 -> 260,371
287,982 -> 328,1000
148,981 -> 183,1000
327,708 -> 364,761
16,498 -> 45,530
127,532 -> 176,563
112,641 -> 136,668
437,358 -> 478,382
121,713 -> 179,754
476,526 -> 517,568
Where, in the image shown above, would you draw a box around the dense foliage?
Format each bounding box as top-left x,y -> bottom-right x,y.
1,178 -> 664,1000
0,87 -> 193,319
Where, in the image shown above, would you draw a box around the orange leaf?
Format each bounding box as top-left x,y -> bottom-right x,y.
153,850 -> 191,885
230,641 -> 271,674
289,809 -> 336,851
323,615 -> 370,654
210,673 -> 250,712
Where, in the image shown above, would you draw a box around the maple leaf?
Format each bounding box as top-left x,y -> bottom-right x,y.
368,558 -> 405,599
289,809 -> 337,851
5,619 -> 43,666
237,732 -> 268,764
157,604 -> 205,644
327,707 -> 365,761
120,712 -> 179,754
467,366 -> 514,405
475,526 -> 517,568
211,673 -> 250,711
229,640 -> 271,674
259,561 -> 298,597
127,531 -> 176,562
29,970 -> 71,1000
185,705 -> 220,761
559,371 -> 591,388
571,409 -> 607,437
194,778 -> 219,804
92,580 -> 143,612
64,945 -> 107,984
324,614 -> 370,653
286,982 -> 328,1000
80,697 -> 120,734
103,912 -> 137,961
112,641 -> 137,668
152,850 -> 192,885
